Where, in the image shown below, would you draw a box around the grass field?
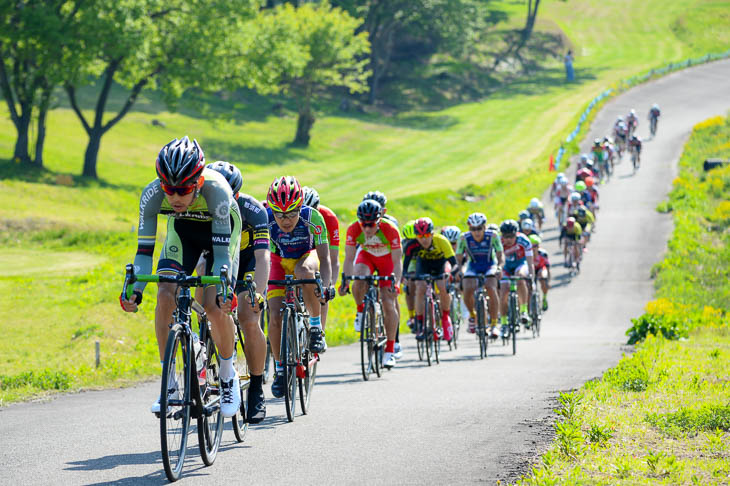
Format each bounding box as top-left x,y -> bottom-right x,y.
1,0 -> 729,404
515,115 -> 730,485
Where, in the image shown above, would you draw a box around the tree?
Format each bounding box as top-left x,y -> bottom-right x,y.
241,2 -> 370,146
65,0 -> 259,179
0,1 -> 83,167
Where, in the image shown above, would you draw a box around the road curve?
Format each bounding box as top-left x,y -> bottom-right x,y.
2,59 -> 730,486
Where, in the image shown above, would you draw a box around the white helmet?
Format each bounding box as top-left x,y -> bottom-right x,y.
301,186 -> 320,209
580,153 -> 590,162
521,218 -> 534,232
467,212 -> 487,228
570,192 -> 581,203
441,225 -> 462,243
630,109 -> 636,116
529,197 -> 541,209
652,103 -> 660,110
559,177 -> 568,186
616,115 -> 624,122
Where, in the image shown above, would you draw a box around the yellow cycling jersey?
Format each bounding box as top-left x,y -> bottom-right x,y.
416,233 -> 456,260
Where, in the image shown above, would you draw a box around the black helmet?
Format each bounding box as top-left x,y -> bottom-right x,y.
156,136 -> 205,186
302,186 -> 320,209
362,190 -> 387,207
518,210 -> 530,221
357,199 -> 382,222
500,219 -> 519,236
206,161 -> 242,194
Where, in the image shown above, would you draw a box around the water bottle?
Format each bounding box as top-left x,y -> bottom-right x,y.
192,333 -> 207,384
296,315 -> 305,348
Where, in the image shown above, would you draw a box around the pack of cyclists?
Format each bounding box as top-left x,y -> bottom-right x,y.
122,111 -> 656,425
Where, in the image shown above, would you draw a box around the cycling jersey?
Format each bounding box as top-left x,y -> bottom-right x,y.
134,168 -> 241,293
649,107 -> 661,119
562,223 -> 583,241
403,233 -> 456,276
527,206 -> 545,218
629,137 -> 642,153
457,230 -> 502,266
571,208 -> 595,230
267,205 -> 328,259
501,232 -> 533,271
318,204 -> 340,250
534,248 -> 550,271
237,193 -> 269,252
346,219 -> 401,256
402,238 -> 419,273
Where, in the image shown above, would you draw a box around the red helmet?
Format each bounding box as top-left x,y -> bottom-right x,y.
585,176 -> 595,187
267,176 -> 303,212
566,217 -> 576,229
414,217 -> 434,236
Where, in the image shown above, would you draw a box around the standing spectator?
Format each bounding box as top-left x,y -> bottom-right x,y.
564,50 -> 575,82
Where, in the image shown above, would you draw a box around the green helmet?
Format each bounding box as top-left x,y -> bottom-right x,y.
402,220 -> 416,239
575,180 -> 587,192
529,234 -> 542,247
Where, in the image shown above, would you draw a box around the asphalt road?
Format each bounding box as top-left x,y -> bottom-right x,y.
2,59 -> 730,486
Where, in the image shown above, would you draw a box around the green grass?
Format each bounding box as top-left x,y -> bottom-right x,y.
2,0 -> 730,404
515,115 -> 730,485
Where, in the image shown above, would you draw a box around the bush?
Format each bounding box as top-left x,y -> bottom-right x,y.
626,311 -> 688,344
603,358 -> 649,392
0,369 -> 72,391
647,404 -> 730,435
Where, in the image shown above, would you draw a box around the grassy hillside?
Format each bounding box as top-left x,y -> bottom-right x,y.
1,0 -> 729,403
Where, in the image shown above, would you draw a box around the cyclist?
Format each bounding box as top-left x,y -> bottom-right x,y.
340,199 -> 402,368
614,117 -> 627,154
441,225 -> 462,253
266,176 -> 332,398
518,209 -> 530,223
553,174 -> 572,223
456,212 -> 503,337
567,191 -> 583,216
584,176 -> 599,212
629,134 -> 642,166
529,235 -> 551,311
627,109 -> 639,136
520,218 -> 538,239
120,137 -> 243,417
527,197 -> 545,230
498,220 -> 535,334
401,220 -> 418,332
574,180 -> 591,208
204,161 -> 270,423
561,217 -> 583,268
648,103 -> 661,135
302,186 -> 340,332
570,203 -> 595,248
402,217 -> 458,342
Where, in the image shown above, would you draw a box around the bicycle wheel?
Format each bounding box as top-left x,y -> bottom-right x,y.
476,293 -> 487,359
530,292 -> 539,339
433,302 -> 441,365
281,308 -> 297,422
260,306 -> 272,384
360,303 -> 374,381
449,291 -> 460,350
416,322 -> 425,361
231,326 -> 249,443
374,309 -> 384,377
197,332 -> 223,465
299,326 -> 317,414
509,294 -> 518,356
160,327 -> 191,482
424,297 -> 433,366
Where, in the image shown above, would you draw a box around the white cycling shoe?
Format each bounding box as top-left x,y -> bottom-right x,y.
150,382 -> 180,414
220,372 -> 241,418
382,352 -> 396,369
353,312 -> 363,332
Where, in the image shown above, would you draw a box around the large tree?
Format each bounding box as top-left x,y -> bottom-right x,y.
65,0 -> 259,179
0,1 -> 83,167
241,1 -> 370,146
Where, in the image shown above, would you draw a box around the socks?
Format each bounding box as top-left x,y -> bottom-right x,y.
310,316 -> 321,329
520,304 -> 527,313
500,315 -> 507,325
250,373 -> 263,392
357,303 -> 364,312
386,340 -> 395,353
275,360 -> 283,371
219,354 -> 234,381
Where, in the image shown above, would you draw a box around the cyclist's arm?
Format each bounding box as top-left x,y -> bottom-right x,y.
341,244 -> 357,281
391,247 -> 403,283
455,235 -> 466,268
315,242 -> 331,288
132,180 -> 165,294
203,178 -> 236,293
253,248 -> 270,299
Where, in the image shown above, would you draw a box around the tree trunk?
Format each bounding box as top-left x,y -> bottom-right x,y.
83,128 -> 103,178
293,110 -> 315,146
13,107 -> 32,164
33,86 -> 52,168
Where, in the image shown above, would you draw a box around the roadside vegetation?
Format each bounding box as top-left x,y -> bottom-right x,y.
1,0 -> 730,404
515,115 -> 730,485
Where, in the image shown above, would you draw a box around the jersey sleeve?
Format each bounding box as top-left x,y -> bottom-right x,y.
491,232 -> 504,252
309,208 -> 329,247
436,234 -> 455,259
456,234 -> 466,256
380,220 -> 401,250
202,175 -> 234,290
319,206 -> 340,249
132,180 -> 165,292
239,194 -> 269,251
345,222 -> 361,247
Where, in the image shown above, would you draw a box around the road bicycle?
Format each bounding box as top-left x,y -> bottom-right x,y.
463,273 -> 492,359
630,145 -> 640,172
408,273 -> 448,366
121,264 -> 229,482
528,276 -> 549,338
649,115 -> 658,137
342,274 -> 394,380
446,279 -> 463,350
501,275 -> 533,356
267,273 -> 324,422
564,238 -> 582,275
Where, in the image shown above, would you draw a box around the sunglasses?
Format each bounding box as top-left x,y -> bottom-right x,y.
273,209 -> 300,220
161,183 -> 196,196
416,233 -> 432,238
469,226 -> 484,232
502,233 -> 516,239
360,221 -> 377,228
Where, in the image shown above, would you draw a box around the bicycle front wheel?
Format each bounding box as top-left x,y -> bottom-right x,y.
281,308 -> 297,422
299,345 -> 317,414
509,294 -> 518,356
160,327 -> 191,482
449,291 -> 461,350
260,306 -> 272,384
530,293 -> 540,339
476,293 -> 487,359
360,303 -> 375,381
198,331 -> 223,465
231,326 -> 249,443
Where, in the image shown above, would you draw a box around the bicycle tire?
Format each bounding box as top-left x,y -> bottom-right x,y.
260,307 -> 272,384
360,303 -> 374,381
281,308 -> 297,422
160,327 -> 191,482
433,302 -> 441,365
231,326 -> 249,443
449,290 -> 460,350
476,292 -> 487,359
198,331 -> 223,466
374,309 -> 384,377
424,296 -> 433,366
299,320 -> 315,414
416,325 -> 425,361
509,293 -> 518,356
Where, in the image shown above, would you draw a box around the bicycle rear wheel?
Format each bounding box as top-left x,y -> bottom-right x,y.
360,303 -> 375,381
198,331 -> 223,465
160,327 -> 191,482
476,293 -> 488,359
509,294 -> 518,356
529,292 -> 539,339
231,326 -> 249,443
299,328 -> 317,414
281,308 -> 297,422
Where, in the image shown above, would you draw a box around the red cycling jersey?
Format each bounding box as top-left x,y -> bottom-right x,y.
346,219 -> 401,256
318,204 -> 340,249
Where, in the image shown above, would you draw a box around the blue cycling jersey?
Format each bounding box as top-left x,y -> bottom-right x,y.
267,206 -> 328,259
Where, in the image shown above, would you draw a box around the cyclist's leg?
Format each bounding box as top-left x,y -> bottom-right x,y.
155,282 -> 178,360
485,273 -> 500,324
462,275 -> 477,318
295,250 -> 321,319
236,260 -> 265,375
320,246 -> 339,331
266,253 -> 290,365
516,263 -> 530,309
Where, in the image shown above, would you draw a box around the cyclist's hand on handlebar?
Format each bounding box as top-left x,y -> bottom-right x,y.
245,292 -> 265,313
119,290 -> 142,313
338,282 -> 349,297
217,292 -> 234,313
